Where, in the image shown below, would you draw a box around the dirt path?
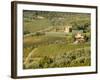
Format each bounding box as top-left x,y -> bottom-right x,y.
24,48 -> 37,65
24,26 -> 54,37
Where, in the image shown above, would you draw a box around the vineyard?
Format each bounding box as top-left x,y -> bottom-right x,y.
23,10 -> 91,69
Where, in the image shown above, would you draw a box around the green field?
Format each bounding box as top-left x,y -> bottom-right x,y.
23,10 -> 91,69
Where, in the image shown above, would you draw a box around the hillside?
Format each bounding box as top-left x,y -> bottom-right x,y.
23,10 -> 91,34
23,10 -> 91,69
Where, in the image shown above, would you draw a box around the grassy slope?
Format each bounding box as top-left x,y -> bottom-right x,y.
24,19 -> 52,32
23,32 -> 91,69
23,43 -> 90,69
31,43 -> 90,58
23,11 -> 91,69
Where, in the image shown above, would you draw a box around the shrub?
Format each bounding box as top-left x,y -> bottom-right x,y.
24,31 -> 30,35
35,32 -> 45,36
70,57 -> 91,67
28,61 -> 40,69
38,56 -> 53,68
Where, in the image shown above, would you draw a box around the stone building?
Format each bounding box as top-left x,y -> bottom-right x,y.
64,26 -> 72,33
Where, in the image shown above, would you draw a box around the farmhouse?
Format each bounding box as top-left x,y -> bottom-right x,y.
64,26 -> 72,33
55,25 -> 72,32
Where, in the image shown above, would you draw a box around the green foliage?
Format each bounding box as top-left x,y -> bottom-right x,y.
35,32 -> 45,36
23,10 -> 91,69
24,31 -> 30,35
24,47 -> 91,69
